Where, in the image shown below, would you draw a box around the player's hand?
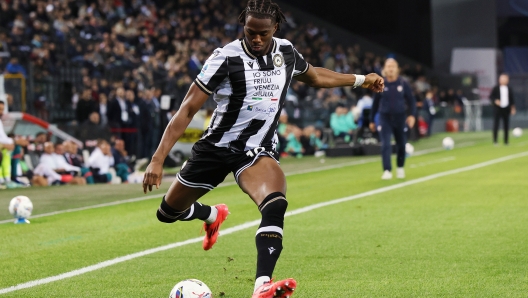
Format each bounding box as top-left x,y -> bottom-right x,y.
143,161 -> 163,193
362,73 -> 384,93
406,115 -> 416,128
369,122 -> 376,132
494,99 -> 500,106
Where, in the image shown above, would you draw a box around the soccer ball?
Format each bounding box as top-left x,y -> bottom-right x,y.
405,143 -> 414,156
512,127 -> 523,138
8,196 -> 33,224
169,279 -> 213,298
442,137 -> 455,150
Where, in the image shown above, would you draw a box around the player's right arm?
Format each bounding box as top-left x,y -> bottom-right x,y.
143,84 -> 209,193
143,49 -> 228,193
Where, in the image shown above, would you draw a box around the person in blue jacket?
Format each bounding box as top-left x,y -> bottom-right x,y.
370,58 -> 416,180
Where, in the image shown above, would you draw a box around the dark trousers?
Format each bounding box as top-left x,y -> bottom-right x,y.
427,114 -> 434,136
493,107 -> 510,144
380,113 -> 407,171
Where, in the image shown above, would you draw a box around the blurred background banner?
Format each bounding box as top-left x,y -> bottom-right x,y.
450,48 -> 497,102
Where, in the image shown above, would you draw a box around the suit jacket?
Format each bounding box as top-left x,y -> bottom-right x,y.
107,97 -> 133,127
490,85 -> 515,109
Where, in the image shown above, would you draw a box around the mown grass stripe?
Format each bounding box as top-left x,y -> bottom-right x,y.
1,151 -> 525,295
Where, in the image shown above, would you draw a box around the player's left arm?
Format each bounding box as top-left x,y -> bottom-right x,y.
404,82 -> 416,128
295,65 -> 384,93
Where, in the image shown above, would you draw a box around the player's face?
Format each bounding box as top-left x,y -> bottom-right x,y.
383,59 -> 399,78
244,16 -> 278,56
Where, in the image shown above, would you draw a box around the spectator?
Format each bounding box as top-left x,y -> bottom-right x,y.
300,126 -> 325,156
285,127 -> 304,157
354,91 -> 374,126
5,57 -> 27,77
111,139 -> 130,183
107,87 -> 132,138
423,91 -> 436,136
63,140 -> 94,184
7,133 -> 29,186
98,93 -> 109,127
33,85 -> 48,121
0,32 -> 9,58
330,104 -> 357,142
33,142 -> 84,186
124,89 -> 140,156
277,112 -> 290,154
76,89 -> 98,124
77,111 -> 112,150
87,139 -> 114,184
141,89 -> 161,158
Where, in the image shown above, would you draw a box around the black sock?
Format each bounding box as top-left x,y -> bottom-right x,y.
255,192 -> 288,279
156,197 -> 212,223
179,202 -> 212,221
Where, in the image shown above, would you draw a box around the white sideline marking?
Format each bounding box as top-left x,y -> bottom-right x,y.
409,156 -> 456,168
0,142 -> 477,225
0,151 -> 526,295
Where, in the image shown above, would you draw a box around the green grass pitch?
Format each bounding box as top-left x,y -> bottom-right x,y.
0,132 -> 527,297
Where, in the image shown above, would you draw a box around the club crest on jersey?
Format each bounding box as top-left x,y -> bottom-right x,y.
209,50 -> 220,60
273,54 -> 284,67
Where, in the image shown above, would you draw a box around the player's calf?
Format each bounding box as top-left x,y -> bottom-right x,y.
254,192 -> 288,292
156,196 -> 215,223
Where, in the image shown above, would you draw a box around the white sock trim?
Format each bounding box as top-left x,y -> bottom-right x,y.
204,206 -> 218,224
254,276 -> 271,293
256,226 -> 283,236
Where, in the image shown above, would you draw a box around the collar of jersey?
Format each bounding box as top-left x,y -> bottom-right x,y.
241,38 -> 276,60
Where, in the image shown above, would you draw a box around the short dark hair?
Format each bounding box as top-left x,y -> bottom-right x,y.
238,0 -> 286,31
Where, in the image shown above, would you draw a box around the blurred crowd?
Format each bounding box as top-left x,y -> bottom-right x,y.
0,0 -> 470,188
1,129 -> 142,188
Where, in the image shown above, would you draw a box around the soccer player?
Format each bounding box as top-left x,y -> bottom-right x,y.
143,1 -> 384,297
369,58 -> 416,180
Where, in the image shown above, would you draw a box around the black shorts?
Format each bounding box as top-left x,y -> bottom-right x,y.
177,140 -> 279,190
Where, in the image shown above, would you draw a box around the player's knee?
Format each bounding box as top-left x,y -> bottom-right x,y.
156,196 -> 179,223
259,192 -> 288,225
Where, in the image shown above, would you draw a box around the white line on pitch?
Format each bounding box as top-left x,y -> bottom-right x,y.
0,144 -> 462,225
1,151 -> 526,295
409,156 -> 456,168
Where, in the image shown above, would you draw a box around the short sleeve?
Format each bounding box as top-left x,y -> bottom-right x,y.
292,47 -> 309,77
194,49 -> 228,95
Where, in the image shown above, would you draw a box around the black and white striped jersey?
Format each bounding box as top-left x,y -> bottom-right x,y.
194,37 -> 309,152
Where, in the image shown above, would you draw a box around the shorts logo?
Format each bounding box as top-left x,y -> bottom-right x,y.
247,105 -> 253,111
273,54 -> 284,67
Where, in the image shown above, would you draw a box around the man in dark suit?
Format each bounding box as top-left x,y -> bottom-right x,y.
107,87 -> 133,139
490,74 -> 516,145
